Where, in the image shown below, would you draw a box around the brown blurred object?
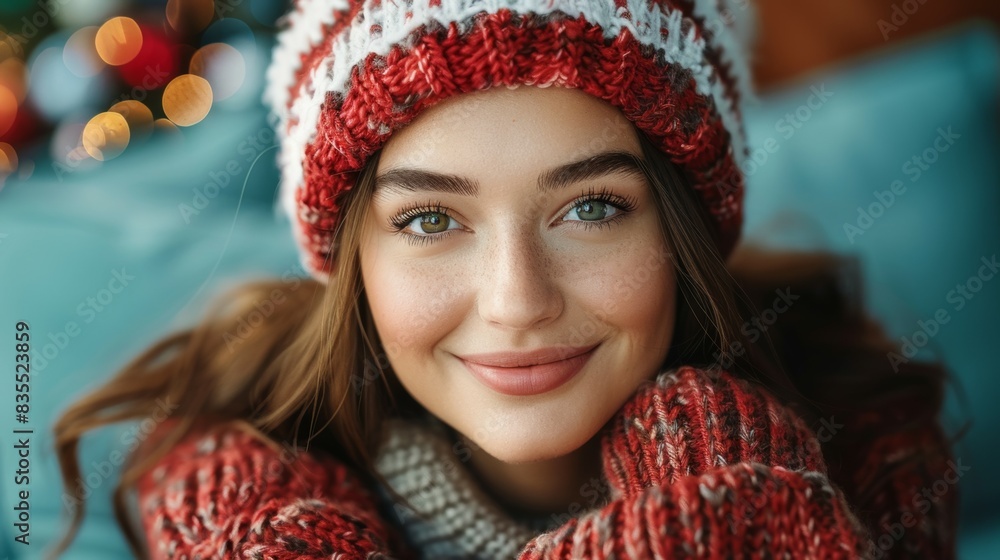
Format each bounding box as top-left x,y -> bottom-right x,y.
166,0 -> 216,35
752,0 -> 1000,90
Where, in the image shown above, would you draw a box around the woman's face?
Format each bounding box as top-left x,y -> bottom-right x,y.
359,85 -> 676,463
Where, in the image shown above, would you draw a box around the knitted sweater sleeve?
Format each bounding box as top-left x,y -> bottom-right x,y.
518,366 -> 877,559
134,419 -> 405,559
518,461 -> 872,559
834,410 -> 961,559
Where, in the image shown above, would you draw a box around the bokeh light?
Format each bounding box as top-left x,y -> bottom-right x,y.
0,143 -> 17,180
0,32 -> 25,60
0,84 -> 16,136
162,74 -> 212,126
83,112 -> 130,161
3,0 -> 273,170
166,0 -> 215,35
52,0 -> 127,28
211,36 -> 264,111
95,17 -> 143,66
118,25 -> 177,90
110,100 -> 153,142
64,27 -> 104,78
28,45 -> 110,121
51,121 -> 85,158
1,102 -> 37,145
50,118 -> 99,173
190,43 -> 245,101
0,58 -> 27,102
0,55 -> 25,138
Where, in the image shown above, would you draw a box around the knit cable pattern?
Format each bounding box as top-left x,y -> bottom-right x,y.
135,366 -> 958,559
518,365 -> 875,559
135,420 -> 410,559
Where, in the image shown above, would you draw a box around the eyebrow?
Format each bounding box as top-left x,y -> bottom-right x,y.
372,151 -> 647,197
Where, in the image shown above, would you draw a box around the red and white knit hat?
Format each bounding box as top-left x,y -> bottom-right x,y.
265,0 -> 756,283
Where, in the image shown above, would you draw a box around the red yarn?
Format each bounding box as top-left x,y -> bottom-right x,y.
290,9 -> 743,278
135,366 -> 957,559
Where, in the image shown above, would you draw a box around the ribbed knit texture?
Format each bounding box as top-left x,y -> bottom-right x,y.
265,0 -> 755,282
519,366 -> 873,559
135,366 -> 958,559
370,414 -> 576,559
134,422 -> 416,559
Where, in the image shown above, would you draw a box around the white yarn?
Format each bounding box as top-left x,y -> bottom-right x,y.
264,0 -> 348,125
372,414 -> 569,559
264,0 -> 754,258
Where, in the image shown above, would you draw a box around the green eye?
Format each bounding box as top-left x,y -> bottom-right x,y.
389,203 -> 462,246
567,200 -> 618,222
417,213 -> 450,234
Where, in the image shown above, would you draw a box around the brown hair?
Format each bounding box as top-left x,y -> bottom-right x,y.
48,124 -> 961,559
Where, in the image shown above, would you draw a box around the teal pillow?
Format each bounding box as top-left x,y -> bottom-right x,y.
740,23 -> 1000,559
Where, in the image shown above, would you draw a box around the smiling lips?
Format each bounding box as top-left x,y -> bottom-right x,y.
457,343 -> 600,396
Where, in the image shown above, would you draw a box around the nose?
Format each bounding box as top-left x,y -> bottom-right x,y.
476,224 -> 563,331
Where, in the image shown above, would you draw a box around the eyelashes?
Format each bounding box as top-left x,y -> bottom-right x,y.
387,186 -> 639,247
388,201 -> 450,231
387,201 -> 455,246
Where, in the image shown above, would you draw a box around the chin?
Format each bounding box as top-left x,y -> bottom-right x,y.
466,420 -> 598,464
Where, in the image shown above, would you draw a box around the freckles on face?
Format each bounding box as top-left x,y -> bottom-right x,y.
565,230 -> 675,391
358,85 -> 677,463
360,233 -> 469,374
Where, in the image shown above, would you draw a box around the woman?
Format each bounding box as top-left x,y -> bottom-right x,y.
50,0 -> 959,558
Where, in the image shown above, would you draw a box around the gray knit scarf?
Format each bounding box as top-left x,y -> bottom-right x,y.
371,413 -> 590,559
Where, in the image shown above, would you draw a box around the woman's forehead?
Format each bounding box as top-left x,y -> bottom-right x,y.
375,85 -> 642,177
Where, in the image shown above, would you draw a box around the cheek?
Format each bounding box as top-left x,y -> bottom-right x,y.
361,253 -> 466,362
568,234 -> 674,336
578,238 -> 676,412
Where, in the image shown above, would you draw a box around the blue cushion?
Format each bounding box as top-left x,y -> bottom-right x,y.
740,23 -> 1000,558
0,23 -> 996,559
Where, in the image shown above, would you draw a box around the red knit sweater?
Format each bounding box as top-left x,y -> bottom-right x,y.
134,366 -> 958,559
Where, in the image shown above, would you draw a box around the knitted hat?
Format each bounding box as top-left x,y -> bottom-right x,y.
265,0 -> 756,282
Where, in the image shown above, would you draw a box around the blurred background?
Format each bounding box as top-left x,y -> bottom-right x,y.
0,0 -> 997,558
0,0 -> 282,183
